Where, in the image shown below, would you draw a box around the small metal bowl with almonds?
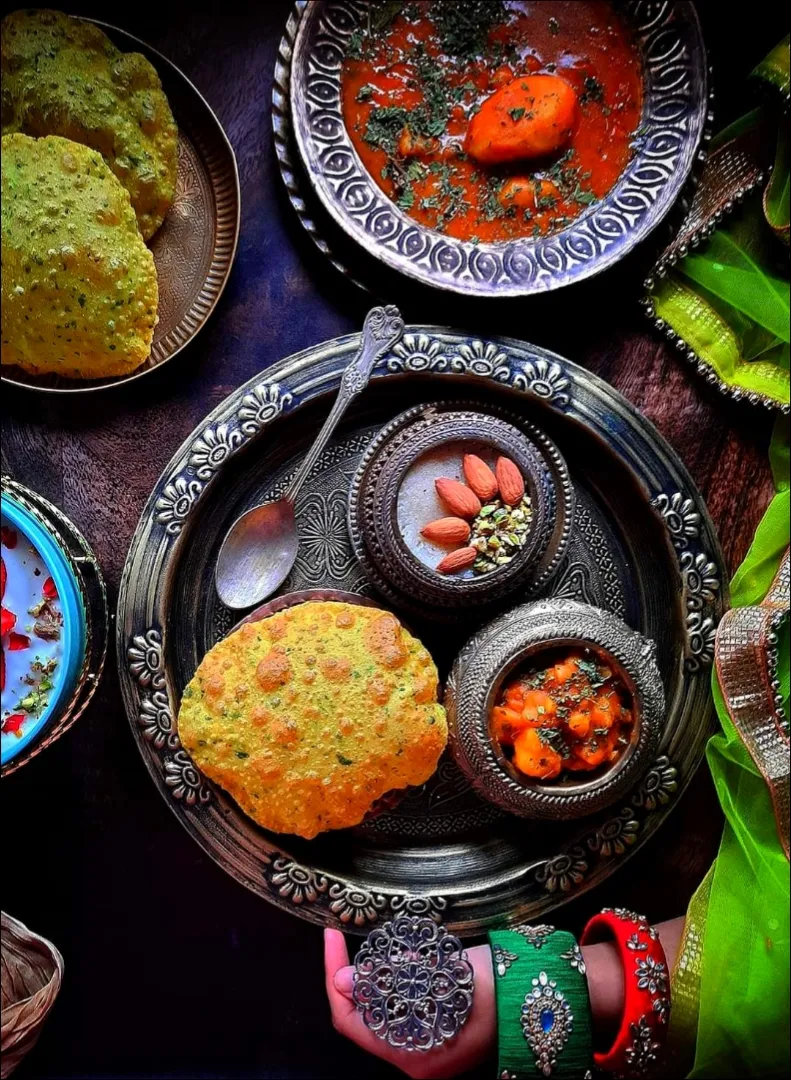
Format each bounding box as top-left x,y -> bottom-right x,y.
348,403 -> 575,618
445,599 -> 666,821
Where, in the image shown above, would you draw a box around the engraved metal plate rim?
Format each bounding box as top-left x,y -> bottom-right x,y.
116,325 -> 727,935
288,0 -> 709,298
272,0 -> 370,293
0,19 -> 241,396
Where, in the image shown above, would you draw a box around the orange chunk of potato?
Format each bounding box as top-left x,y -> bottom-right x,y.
521,689 -> 558,724
498,177 -> 560,211
513,728 -> 562,780
492,704 -> 529,745
465,75 -> 578,165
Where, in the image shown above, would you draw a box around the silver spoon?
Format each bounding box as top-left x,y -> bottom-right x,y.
214,305 -> 405,610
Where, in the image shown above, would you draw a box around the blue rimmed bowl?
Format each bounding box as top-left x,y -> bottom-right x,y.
1,493 -> 87,766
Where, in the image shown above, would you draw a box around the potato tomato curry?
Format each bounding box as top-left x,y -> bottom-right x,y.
492,648 -> 635,781
341,0 -> 643,241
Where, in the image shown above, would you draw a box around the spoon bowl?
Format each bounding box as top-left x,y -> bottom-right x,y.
215,499 -> 297,610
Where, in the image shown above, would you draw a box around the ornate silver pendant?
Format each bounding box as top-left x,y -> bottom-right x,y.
521,972 -> 574,1076
352,916 -> 474,1052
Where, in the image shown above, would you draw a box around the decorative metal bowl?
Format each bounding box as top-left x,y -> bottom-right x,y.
289,1 -> 709,297
445,599 -> 666,820
348,402 -> 574,618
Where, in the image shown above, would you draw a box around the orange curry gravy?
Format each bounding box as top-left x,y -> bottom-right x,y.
341,1 -> 643,241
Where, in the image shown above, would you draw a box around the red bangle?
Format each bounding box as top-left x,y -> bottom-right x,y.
580,908 -> 670,1076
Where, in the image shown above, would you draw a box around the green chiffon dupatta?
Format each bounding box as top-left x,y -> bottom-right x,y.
671,421 -> 790,1078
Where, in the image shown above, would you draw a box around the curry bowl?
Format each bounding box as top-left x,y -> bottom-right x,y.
445,599 -> 665,820
288,0 -> 709,297
347,402 -> 574,617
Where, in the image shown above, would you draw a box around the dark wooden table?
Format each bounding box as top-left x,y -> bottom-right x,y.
1,3 -> 783,1078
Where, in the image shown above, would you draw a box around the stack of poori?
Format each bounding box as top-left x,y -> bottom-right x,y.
1,9 -> 178,379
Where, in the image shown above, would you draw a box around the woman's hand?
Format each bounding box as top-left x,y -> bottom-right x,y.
324,928 -> 496,1080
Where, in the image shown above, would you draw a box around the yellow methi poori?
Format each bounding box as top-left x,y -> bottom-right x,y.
2,9 -> 178,240
177,602 -> 448,838
1,134 -> 159,378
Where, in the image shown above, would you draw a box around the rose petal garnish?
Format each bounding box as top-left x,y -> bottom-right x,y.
42,576 -> 58,600
1,557 -> 6,599
2,713 -> 25,735
8,632 -> 30,652
1,527 -> 18,549
1,606 -> 16,636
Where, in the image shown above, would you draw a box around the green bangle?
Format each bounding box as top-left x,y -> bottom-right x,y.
488,925 -> 593,1079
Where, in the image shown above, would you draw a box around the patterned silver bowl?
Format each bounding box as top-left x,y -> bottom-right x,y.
288,1 -> 709,297
347,403 -> 574,618
445,599 -> 666,820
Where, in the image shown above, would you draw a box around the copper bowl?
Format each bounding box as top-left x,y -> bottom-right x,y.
445,599 -> 665,821
348,403 -> 574,618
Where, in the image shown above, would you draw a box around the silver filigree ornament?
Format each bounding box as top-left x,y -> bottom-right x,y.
521,971 -> 574,1077
493,944 -> 519,977
560,942 -> 587,975
352,917 -> 474,1052
514,924 -> 556,949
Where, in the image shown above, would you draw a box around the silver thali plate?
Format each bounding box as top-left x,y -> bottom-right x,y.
288,1 -> 709,298
117,329 -> 726,936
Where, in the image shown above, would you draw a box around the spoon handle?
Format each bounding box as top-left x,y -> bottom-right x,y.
285,305 -> 404,503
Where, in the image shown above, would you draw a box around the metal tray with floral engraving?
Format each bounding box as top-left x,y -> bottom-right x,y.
116,328 -> 726,936
288,0 -> 708,298
1,20 -> 240,396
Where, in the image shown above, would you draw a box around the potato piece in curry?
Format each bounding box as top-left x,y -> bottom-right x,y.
1,8 -> 178,240
177,602 -> 448,839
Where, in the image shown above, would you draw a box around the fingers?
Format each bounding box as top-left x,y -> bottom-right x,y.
333,962 -> 354,998
323,928 -> 355,1028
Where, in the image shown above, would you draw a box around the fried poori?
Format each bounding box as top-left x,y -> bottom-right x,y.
1,9 -> 178,240
1,133 -> 158,378
177,602 -> 448,839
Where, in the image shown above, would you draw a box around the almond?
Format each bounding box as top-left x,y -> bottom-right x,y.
496,456 -> 525,506
463,454 -> 498,501
421,517 -> 471,546
435,478 -> 482,519
436,546 -> 477,574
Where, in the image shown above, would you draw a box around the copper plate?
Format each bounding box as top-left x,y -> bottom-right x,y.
116,328 -> 727,936
1,20 -> 240,395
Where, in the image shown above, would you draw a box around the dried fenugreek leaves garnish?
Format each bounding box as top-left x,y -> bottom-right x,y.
470,495 -> 533,574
